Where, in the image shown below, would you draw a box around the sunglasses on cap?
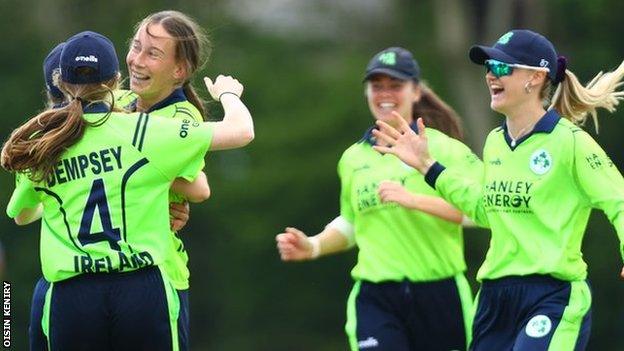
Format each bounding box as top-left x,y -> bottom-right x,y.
484,59 -> 550,78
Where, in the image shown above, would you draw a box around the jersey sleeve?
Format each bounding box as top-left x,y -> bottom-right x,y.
338,155 -> 355,224
171,106 -> 206,182
434,164 -> 490,228
572,130 -> 624,260
139,113 -> 213,181
429,135 -> 489,227
438,136 -> 484,186
6,173 -> 40,218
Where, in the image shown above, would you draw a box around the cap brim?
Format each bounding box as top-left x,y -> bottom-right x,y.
469,45 -> 521,65
363,68 -> 413,82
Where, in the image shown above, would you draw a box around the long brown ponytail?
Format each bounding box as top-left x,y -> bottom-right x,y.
1,76 -> 118,182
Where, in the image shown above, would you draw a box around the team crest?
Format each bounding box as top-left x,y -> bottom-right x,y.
525,315 -> 552,338
497,32 -> 514,45
378,52 -> 396,65
529,149 -> 552,175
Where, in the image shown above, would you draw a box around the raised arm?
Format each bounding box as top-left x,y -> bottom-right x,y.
204,75 -> 254,150
373,112 -> 488,227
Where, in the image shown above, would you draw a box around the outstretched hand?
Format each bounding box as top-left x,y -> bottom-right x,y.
621,266 -> 624,279
372,112 -> 435,174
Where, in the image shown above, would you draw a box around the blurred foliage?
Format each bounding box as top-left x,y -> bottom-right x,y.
1,0 -> 624,350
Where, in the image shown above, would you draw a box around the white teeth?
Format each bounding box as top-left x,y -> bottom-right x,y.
131,72 -> 149,80
379,102 -> 396,108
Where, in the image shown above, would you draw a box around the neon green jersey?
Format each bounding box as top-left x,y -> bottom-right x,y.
124,88 -> 205,290
6,105 -> 212,282
431,110 -> 624,281
339,126 -> 482,282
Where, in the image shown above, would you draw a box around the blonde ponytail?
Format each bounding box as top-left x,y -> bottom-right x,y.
549,60 -> 624,132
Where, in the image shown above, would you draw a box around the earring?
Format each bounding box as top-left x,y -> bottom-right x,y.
524,81 -> 533,94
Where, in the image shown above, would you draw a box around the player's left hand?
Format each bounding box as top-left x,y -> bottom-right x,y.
170,202 -> 190,232
378,181 -> 417,209
620,266 -> 624,279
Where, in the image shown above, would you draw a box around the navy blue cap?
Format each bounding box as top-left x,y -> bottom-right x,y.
60,31 -> 119,84
43,43 -> 65,99
364,47 -> 420,81
469,29 -> 558,81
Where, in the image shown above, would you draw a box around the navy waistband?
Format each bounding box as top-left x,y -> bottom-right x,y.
481,274 -> 568,288
361,276 -> 458,288
57,266 -> 160,284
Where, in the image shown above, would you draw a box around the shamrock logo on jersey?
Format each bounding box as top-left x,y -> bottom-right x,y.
497,32 -> 514,45
525,315 -> 552,338
378,52 -> 396,65
529,149 -> 552,175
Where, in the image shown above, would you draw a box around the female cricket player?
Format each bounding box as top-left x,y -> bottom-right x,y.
2,30 -> 253,350
373,29 -> 624,350
277,47 -> 483,351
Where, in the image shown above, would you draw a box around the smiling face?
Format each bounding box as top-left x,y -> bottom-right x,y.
366,74 -> 420,126
486,66 -> 546,115
126,22 -> 186,108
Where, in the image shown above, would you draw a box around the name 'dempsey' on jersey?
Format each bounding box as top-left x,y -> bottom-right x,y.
483,180 -> 533,211
47,146 -> 123,187
73,250 -> 154,274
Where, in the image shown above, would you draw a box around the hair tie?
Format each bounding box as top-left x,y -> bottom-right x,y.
556,56 -> 567,84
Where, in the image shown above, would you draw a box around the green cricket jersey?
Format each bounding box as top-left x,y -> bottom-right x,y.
339,125 -> 482,283
6,103 -> 212,282
430,109 -> 624,281
124,88 -> 204,290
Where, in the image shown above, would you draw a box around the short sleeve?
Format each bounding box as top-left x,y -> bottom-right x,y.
6,173 -> 40,218
139,114 -> 213,181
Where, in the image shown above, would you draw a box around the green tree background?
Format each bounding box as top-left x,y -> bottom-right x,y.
1,0 -> 623,350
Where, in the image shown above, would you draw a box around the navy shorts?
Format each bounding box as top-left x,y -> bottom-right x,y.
29,277 -> 50,351
471,275 -> 592,351
345,275 -> 473,351
45,266 -> 179,351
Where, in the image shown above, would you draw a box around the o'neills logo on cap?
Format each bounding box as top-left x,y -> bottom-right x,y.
75,55 -> 98,63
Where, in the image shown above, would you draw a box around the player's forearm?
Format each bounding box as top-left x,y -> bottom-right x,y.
214,94 -> 254,149
312,226 -> 353,258
14,203 -> 43,225
171,172 -> 210,203
411,194 -> 463,224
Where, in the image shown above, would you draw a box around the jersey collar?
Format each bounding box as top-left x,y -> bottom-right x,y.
362,121 -> 418,146
127,87 -> 187,113
501,109 -> 560,150
82,101 -> 111,114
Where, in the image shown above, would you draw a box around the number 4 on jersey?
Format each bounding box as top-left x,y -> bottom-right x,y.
79,179 -> 121,250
